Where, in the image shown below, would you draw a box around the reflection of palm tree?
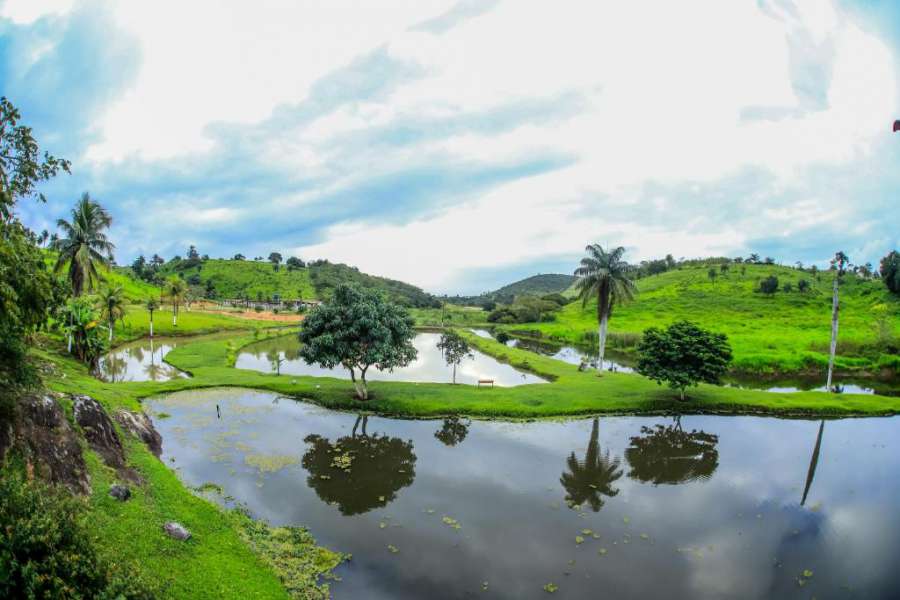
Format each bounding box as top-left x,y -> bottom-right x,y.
560,418 -> 622,511
102,354 -> 128,383
434,416 -> 469,447
625,417 -> 719,485
801,420 -> 825,506
302,415 -> 416,515
143,361 -> 165,382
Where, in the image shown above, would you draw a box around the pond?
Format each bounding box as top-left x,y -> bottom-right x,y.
148,388 -> 900,599
234,332 -> 547,386
96,337 -> 190,382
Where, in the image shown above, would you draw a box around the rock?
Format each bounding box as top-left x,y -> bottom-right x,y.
116,410 -> 163,458
109,483 -> 131,501
163,521 -> 191,541
14,394 -> 90,495
73,395 -> 142,484
74,395 -> 125,469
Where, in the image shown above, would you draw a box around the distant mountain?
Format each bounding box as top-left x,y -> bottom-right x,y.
490,274 -> 576,300
442,273 -> 576,306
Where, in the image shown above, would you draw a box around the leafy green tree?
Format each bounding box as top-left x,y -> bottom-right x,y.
0,97 -> 67,418
146,297 -> 159,337
759,275 -> 779,295
880,250 -> 900,295
52,192 -> 114,296
0,97 -> 70,218
285,256 -> 304,271
436,331 -> 474,384
782,282 -> 793,293
495,331 -> 511,345
232,253 -> 245,260
826,251 -> 849,390
719,263 -> 729,275
268,252 -> 283,271
797,279 -> 810,293
163,276 -> 188,326
560,418 -> 622,511
636,320 -> 732,400
97,285 -> 126,343
298,285 -> 417,400
574,245 -> 637,372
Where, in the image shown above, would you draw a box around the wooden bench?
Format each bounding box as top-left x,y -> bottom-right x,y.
477,379 -> 494,388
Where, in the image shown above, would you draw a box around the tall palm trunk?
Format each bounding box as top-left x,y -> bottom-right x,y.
826,274 -> 839,390
596,283 -> 610,373
801,420 -> 825,506
149,311 -> 154,337
172,304 -> 178,326
108,318 -> 114,343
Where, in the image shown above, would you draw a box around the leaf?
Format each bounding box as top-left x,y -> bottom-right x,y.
543,583 -> 558,593
387,544 -> 399,554
575,536 -> 585,545
803,570 -> 813,578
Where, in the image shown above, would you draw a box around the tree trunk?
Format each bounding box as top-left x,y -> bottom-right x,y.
826,275 -> 839,391
109,319 -> 114,343
348,366 -> 368,400
597,311 -> 609,373
173,305 -> 178,327
680,388 -> 686,401
801,420 -> 825,506
149,314 -> 154,338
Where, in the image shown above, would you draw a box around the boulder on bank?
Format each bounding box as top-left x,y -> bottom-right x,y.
163,521 -> 192,541
73,395 -> 142,484
115,409 -> 163,458
7,394 -> 90,495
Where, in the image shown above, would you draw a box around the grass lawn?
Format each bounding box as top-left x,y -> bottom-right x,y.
500,263 -> 900,375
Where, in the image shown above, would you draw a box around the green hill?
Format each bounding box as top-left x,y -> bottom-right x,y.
123,257 -> 438,308
499,263 -> 900,375
490,274 -> 576,300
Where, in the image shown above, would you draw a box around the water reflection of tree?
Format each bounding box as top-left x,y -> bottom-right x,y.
434,416 -> 469,447
560,418 -> 623,511
302,415 -> 416,515
101,354 -> 128,382
801,420 -> 824,506
625,417 -> 719,485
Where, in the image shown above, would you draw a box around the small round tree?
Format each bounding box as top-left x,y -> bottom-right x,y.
298,285 -> 417,400
436,331 -> 474,384
636,321 -> 732,400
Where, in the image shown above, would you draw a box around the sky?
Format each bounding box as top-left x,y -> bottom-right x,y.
2,0 -> 899,294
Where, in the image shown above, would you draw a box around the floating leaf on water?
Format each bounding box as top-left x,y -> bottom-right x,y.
803,570 -> 814,578
543,583 -> 558,593
378,496 -> 386,502
426,509 -> 436,514
598,548 -> 608,556
581,529 -> 593,536
592,533 -> 600,539
379,522 -> 387,529
387,545 -> 399,554
567,559 -> 576,566
640,533 -> 649,540
482,582 -> 489,591
575,536 -> 585,545
623,517 -> 630,524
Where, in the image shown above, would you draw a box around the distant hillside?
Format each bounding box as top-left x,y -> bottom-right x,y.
501,263 -> 900,374
119,257 -> 439,308
443,273 -> 576,306
490,274 -> 576,300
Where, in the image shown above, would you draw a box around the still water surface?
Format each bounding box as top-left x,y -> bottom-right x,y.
235,332 -> 546,386
148,388 -> 900,599
96,337 -> 189,382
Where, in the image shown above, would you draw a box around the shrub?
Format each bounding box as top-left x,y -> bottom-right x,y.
0,470 -> 155,599
880,250 -> 900,294
495,331 -> 511,344
759,275 -> 779,295
782,282 -> 793,293
797,279 -> 810,293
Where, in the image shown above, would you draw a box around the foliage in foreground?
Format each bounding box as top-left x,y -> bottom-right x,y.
0,470 -> 155,599
637,320 -> 733,400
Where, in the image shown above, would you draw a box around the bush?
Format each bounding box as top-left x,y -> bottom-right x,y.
0,470 -> 155,599
759,275 -> 779,295
495,331 -> 511,344
880,250 -> 900,294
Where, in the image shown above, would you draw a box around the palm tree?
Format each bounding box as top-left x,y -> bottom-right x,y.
560,418 -> 623,511
574,245 -> 636,372
97,285 -> 126,343
146,298 -> 159,337
51,192 -> 114,296
826,251 -> 849,390
164,277 -> 188,327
